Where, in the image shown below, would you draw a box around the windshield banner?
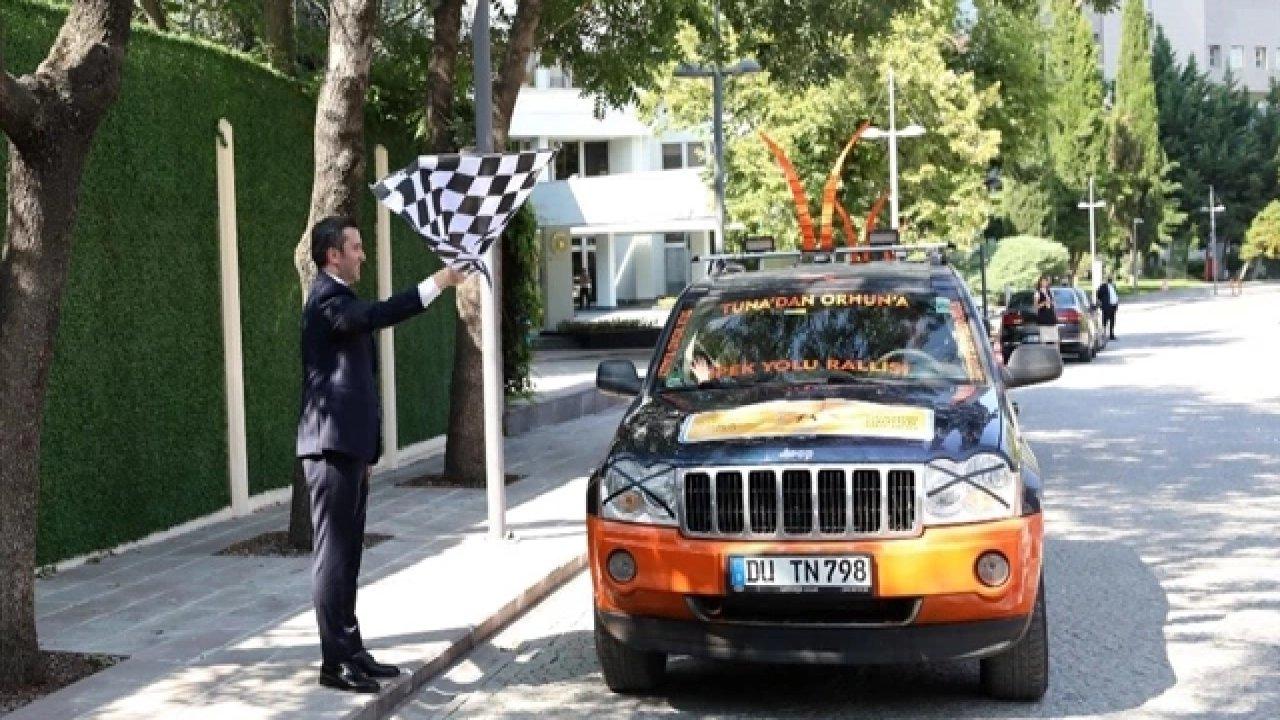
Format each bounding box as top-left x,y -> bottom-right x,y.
679,399 -> 935,443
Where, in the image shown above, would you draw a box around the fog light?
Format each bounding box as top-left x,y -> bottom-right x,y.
976,551 -> 1010,587
607,550 -> 637,583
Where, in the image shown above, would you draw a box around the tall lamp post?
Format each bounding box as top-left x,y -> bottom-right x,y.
472,0 -> 506,540
1077,176 -> 1106,293
673,1 -> 760,253
1199,185 -> 1226,296
1130,216 -> 1143,290
862,68 -> 926,230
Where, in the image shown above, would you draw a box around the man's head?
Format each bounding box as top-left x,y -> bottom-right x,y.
311,216 -> 364,285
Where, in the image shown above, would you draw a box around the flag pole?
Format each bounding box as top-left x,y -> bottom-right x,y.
473,0 -> 507,541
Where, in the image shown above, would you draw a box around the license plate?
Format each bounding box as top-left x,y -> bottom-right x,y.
728,555 -> 873,593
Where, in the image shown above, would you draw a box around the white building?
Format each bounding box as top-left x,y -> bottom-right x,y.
1089,0 -> 1280,96
509,62 -> 719,330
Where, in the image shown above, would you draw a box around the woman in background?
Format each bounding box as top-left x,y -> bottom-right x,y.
1033,275 -> 1058,347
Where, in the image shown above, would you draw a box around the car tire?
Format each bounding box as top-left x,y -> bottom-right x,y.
980,580 -> 1049,702
595,616 -> 666,693
1078,344 -> 1093,363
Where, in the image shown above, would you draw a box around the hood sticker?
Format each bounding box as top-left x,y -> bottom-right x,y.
680,399 -> 935,443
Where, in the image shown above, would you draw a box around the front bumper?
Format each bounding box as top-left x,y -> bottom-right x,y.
596,609 -> 1031,664
588,514 -> 1043,663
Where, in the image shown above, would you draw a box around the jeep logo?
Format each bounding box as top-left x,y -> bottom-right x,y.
778,448 -> 814,462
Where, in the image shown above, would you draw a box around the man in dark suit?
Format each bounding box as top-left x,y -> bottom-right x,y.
1096,274 -> 1120,341
297,216 -> 463,693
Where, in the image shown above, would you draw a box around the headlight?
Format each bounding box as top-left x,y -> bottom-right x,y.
922,454 -> 1019,526
600,457 -> 678,527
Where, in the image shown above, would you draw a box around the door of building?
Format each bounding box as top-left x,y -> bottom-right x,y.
664,233 -> 690,296
571,237 -> 598,308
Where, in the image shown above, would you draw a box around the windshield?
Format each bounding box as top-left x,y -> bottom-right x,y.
1009,288 -> 1079,310
656,286 -> 989,390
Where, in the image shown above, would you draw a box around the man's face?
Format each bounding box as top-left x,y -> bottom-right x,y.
326,228 -> 365,285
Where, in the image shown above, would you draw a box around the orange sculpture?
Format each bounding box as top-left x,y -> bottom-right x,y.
758,126 -> 884,260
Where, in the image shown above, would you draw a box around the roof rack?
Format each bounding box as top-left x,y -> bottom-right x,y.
692,243 -> 954,276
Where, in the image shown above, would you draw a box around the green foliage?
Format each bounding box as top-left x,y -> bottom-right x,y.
717,0 -> 1120,91
986,235 -> 1070,294
1106,0 -> 1174,269
1044,0 -> 1109,256
3,1 -> 453,563
501,205 -> 542,396
1152,28 -> 1280,255
648,3 -> 999,248
962,0 -> 1049,174
1243,200 -> 1280,261
539,0 -> 701,109
998,176 -> 1054,237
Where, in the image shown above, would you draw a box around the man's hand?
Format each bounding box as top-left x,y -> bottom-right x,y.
432,266 -> 467,288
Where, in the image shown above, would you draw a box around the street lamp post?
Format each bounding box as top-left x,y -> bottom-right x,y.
1200,185 -> 1226,296
1077,176 -> 1106,293
673,1 -> 760,253
1130,216 -> 1143,291
472,0 -> 507,541
862,68 -> 926,230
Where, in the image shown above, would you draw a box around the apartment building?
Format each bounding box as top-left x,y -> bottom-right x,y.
509,61 -> 719,330
1090,0 -> 1280,96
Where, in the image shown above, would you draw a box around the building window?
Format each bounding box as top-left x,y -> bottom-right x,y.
1256,47 -> 1267,69
661,142 -> 708,170
1229,45 -> 1244,70
687,143 -> 707,167
1209,45 -> 1221,67
661,143 -> 683,170
554,141 -> 581,179
583,141 -> 609,177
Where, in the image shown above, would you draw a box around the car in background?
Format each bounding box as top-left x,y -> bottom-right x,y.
1000,286 -> 1104,363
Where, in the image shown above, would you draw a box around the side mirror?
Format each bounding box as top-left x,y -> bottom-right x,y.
597,359 -> 643,397
1005,345 -> 1063,389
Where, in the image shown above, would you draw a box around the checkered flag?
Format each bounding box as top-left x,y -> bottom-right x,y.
371,150 -> 556,285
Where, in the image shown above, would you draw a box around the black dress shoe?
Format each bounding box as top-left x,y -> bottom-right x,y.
319,662 -> 380,693
352,650 -> 402,679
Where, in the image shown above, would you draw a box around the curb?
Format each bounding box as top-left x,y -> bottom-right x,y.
358,552 -> 588,720
504,386 -> 627,437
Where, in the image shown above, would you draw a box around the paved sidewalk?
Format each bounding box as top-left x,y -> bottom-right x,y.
14,409 -> 625,720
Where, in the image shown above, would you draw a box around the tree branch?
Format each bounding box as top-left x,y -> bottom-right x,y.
0,68 -> 39,147
44,0 -> 133,112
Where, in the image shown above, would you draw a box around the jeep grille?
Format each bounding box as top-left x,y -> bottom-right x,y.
680,466 -> 921,539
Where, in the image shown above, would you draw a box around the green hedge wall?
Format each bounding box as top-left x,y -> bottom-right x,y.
2,2 -> 455,564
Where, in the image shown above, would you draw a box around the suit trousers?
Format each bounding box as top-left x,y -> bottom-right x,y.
303,452 -> 369,666
1101,305 -> 1117,337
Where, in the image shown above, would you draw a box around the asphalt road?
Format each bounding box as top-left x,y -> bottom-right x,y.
395,285 -> 1280,720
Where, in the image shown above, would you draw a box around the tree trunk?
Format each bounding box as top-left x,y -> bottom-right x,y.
263,0 -> 296,76
287,0 -> 378,549
138,0 -> 167,30
425,0 -> 464,154
490,0 -> 544,151
0,0 -> 132,691
442,0 -> 544,485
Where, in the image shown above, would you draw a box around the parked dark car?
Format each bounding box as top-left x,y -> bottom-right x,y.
1001,287 -> 1103,363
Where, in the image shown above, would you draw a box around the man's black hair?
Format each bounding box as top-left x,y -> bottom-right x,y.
311,216 -> 359,267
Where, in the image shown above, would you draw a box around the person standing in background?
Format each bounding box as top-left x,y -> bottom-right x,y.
1033,275 -> 1058,347
1096,275 -> 1119,340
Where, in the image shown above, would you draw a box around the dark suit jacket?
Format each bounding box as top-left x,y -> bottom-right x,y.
296,272 -> 427,463
1096,283 -> 1119,308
